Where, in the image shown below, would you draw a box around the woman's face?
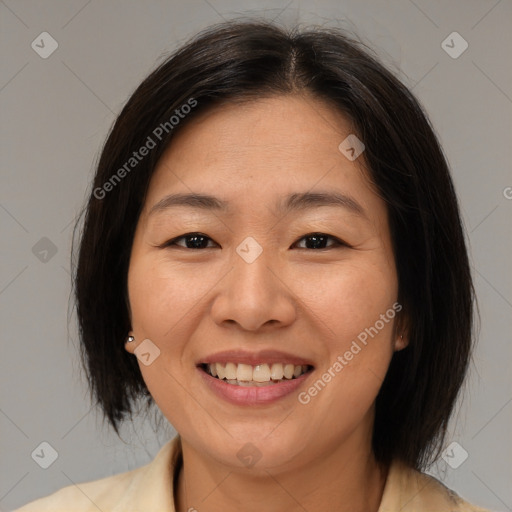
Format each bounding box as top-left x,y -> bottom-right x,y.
126,94 -> 406,472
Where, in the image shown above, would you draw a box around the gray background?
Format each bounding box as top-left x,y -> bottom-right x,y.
1,0 -> 511,510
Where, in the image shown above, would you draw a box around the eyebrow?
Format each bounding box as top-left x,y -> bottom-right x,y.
148,191 -> 366,218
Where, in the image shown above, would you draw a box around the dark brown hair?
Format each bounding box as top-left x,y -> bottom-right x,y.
72,19 -> 475,471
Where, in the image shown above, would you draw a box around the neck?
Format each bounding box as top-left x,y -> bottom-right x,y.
174,433 -> 388,512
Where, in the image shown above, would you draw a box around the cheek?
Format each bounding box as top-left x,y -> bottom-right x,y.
127,255 -> 210,336
296,257 -> 398,344
302,264 -> 400,420
295,258 -> 398,409
127,257 -> 204,426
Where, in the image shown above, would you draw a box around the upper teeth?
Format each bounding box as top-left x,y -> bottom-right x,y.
207,362 -> 308,383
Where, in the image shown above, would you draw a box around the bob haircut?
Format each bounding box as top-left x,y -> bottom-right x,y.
72,19 -> 475,471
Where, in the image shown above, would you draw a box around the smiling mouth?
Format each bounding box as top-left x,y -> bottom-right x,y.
200,362 -> 314,387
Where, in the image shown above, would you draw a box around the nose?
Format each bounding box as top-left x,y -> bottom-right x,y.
210,245 -> 296,332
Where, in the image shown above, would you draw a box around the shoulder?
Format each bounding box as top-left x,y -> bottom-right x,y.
14,468 -> 140,512
379,459 -> 492,512
14,436 -> 180,512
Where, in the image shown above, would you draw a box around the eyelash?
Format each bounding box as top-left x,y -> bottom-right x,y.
161,232 -> 349,251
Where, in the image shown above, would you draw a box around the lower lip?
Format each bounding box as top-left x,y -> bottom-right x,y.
198,367 -> 312,406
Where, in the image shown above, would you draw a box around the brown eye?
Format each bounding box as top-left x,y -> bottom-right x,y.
164,233 -> 217,249
162,232 -> 347,250
293,233 -> 346,250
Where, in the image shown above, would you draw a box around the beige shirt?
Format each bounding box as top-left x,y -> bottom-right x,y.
16,435 -> 491,512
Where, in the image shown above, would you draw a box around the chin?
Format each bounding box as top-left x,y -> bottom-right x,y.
192,424 -> 313,472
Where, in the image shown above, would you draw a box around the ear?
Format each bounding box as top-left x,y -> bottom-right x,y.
393,305 -> 410,352
394,333 -> 409,352
124,331 -> 136,354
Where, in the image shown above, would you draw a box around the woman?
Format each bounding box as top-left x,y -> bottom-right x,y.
17,19 -> 491,512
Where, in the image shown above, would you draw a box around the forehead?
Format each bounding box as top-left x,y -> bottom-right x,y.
143,94 -> 381,219
160,94 -> 355,167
